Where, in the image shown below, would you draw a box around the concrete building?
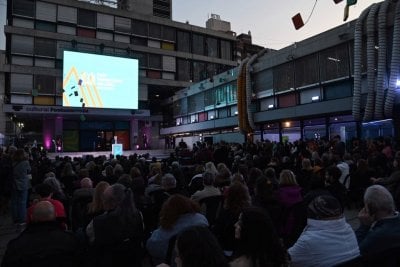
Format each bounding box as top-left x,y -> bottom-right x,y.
1,0 -> 237,151
160,0 -> 400,147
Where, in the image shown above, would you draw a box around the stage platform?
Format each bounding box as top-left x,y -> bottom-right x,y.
47,149 -> 175,160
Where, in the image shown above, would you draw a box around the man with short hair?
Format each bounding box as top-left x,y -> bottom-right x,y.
356,185 -> 400,260
2,201 -> 81,267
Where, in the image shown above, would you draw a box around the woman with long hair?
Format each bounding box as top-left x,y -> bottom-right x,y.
86,183 -> 144,267
213,182 -> 251,255
231,207 -> 289,267
146,195 -> 208,265
87,181 -> 110,220
173,226 -> 229,267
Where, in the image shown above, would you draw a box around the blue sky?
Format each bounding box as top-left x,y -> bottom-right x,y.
173,0 -> 382,49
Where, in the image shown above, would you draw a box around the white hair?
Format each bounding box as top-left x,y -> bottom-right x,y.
364,185 -> 395,214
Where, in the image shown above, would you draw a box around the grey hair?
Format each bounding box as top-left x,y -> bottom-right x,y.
364,185 -> 395,214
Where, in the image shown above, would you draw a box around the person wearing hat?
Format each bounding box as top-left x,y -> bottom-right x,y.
288,195 -> 360,267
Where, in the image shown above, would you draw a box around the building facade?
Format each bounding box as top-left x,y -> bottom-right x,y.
1,0 -> 237,151
160,0 -> 400,147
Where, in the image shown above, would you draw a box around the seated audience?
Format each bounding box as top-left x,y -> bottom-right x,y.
191,171 -> 221,202
213,182 -> 250,256
86,183 -> 144,267
146,195 -> 208,265
2,201 -> 81,267
27,183 -> 67,228
289,195 -> 360,267
155,226 -> 229,267
231,207 -> 288,267
356,185 -> 400,260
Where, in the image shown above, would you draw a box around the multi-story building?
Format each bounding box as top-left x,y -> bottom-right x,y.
160,1 -> 400,147
1,0 -> 237,151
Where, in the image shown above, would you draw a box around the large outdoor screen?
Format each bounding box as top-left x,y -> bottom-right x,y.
63,51 -> 138,109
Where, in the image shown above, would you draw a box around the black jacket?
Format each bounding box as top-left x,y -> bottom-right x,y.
2,221 -> 82,267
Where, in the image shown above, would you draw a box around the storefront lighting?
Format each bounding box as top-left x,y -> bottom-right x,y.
285,122 -> 291,127
268,104 -> 274,109
311,96 -> 320,101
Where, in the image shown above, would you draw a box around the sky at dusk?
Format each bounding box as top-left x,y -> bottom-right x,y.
0,0 -> 384,50
173,0 -> 383,49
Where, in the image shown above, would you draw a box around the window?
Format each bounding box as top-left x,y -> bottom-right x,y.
78,9 -> 96,27
177,31 -> 190,52
132,20 -> 148,36
216,86 -> 226,105
35,21 -> 56,32
11,73 -> 33,94
220,40 -> 232,60
273,62 -> 294,93
204,89 -> 215,107
11,35 -> 34,55
192,34 -> 205,55
188,93 -> 204,113
193,61 -> 206,82
36,1 -> 56,22
35,38 -> 56,57
162,56 -> 176,72
177,58 -> 191,81
13,0 -> 34,17
132,52 -> 148,68
131,36 -> 147,46
115,16 -> 131,33
13,18 -> 34,28
34,75 -> 55,95
295,53 -> 319,88
254,68 -> 273,93
320,43 -> 350,82
162,26 -> 175,41
148,54 -> 162,69
206,37 -> 218,57
57,25 -> 75,35
149,23 -> 161,39
57,6 -> 77,24
97,13 -> 114,30
227,83 -> 237,103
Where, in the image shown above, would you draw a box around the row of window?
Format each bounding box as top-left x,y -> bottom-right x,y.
11,0 -> 233,60
10,34 -> 232,82
175,105 -> 238,126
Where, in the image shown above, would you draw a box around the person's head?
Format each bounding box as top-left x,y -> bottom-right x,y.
234,207 -> 287,266
325,166 -> 342,184
174,226 -> 229,267
89,181 -> 110,214
203,171 -> 215,186
12,148 -> 27,162
162,173 -> 177,190
102,183 -> 133,211
205,162 -> 218,175
159,195 -> 200,229
80,177 -> 93,189
34,183 -> 53,198
129,166 -> 142,178
279,169 -> 298,186
302,158 -> 312,170
224,182 -> 250,215
43,176 -> 63,194
307,195 -> 343,220
231,173 -> 245,184
31,201 -> 56,223
254,176 -> 274,199
363,185 -> 395,220
117,174 -> 132,188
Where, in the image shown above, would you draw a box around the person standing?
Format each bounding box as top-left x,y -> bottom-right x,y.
10,148 -> 31,225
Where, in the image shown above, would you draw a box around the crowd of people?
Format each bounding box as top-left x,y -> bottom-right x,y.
1,135 -> 400,266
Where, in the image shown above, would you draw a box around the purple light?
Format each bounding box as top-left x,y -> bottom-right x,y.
57,146 -> 62,152
44,136 -> 51,150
